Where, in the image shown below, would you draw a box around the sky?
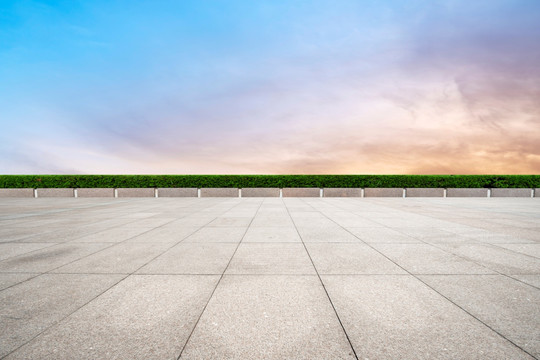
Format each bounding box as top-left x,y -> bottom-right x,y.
1,0 -> 540,174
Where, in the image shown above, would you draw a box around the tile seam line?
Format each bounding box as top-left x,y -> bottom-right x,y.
119,199 -> 242,279
0,274 -> 129,360
0,198 -> 236,360
421,241 -> 540,292
387,196 -> 538,226
176,197 -> 265,359
0,199 -> 132,221
485,242 -> 540,261
326,195 -> 540,293
0,203 -> 179,293
0,242 -> 60,263
8,211 -> 181,273
136,197 -> 244,273
312,198 -> 538,359
2,199 -> 153,243
0,199 -> 233,358
328,197 -> 514,277
350,197 -> 540,290
285,198 -> 359,360
0,205 -> 165,264
503,274 -> 540,291
317,198 -> 540,347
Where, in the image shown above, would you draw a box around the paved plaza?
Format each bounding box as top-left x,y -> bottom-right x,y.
0,197 -> 539,359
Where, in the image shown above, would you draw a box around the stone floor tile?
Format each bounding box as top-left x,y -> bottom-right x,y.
180,275 -> 356,359
0,273 -> 38,291
0,274 -> 123,358
137,243 -> 237,274
52,242 -> 171,274
242,226 -> 301,242
0,243 -> 56,261
305,243 -> 406,274
419,274 -> 540,358
5,275 -> 219,360
512,275 -> 540,288
371,243 -> 495,274
494,243 -> 540,259
437,243 -> 540,274
296,225 -> 359,243
322,275 -> 534,359
183,227 -> 247,243
226,243 -> 315,274
0,243 -> 111,273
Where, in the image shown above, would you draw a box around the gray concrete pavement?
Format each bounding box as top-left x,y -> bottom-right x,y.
0,197 -> 539,359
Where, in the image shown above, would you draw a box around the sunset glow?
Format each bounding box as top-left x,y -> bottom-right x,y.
1,1 -> 539,174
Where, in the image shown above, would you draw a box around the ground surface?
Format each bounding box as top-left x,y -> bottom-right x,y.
0,197 -> 539,360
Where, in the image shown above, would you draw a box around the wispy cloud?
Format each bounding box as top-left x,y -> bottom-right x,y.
1,0 -> 539,174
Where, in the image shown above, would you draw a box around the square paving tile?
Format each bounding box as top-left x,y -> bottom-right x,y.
183,227 -> 247,243
348,227 -> 420,243
0,243 -> 111,273
371,243 -> 495,274
207,217 -> 252,227
0,243 -> 56,261
52,242 -> 172,274
242,226 -> 301,242
0,274 -> 123,358
397,227 -> 458,241
125,226 -> 200,243
0,273 -> 38,291
305,243 -> 406,274
437,243 -> 540,275
419,275 -> 540,358
494,243 -> 540,259
328,217 -> 380,228
322,275 -> 534,359
250,215 -> 295,227
179,275 -> 356,359
226,243 -> 315,274
296,225 -> 359,243
71,226 -> 153,243
138,243 -> 237,274
4,275 -> 220,360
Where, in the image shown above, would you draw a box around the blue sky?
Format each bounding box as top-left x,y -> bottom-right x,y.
1,0 -> 540,174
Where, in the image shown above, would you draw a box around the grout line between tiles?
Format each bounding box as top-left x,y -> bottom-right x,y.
310,198 -> 539,359
284,198 -> 359,360
176,198 -> 265,359
0,199 -> 240,359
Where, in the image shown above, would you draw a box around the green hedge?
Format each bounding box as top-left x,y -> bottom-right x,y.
0,175 -> 538,188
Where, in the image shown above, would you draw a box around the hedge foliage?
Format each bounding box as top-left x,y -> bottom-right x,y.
0,175 -> 538,188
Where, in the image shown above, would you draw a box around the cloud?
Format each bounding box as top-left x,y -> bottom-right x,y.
2,0 -> 539,174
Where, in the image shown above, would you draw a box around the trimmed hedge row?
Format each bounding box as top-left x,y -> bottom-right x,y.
0,175 -> 539,188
